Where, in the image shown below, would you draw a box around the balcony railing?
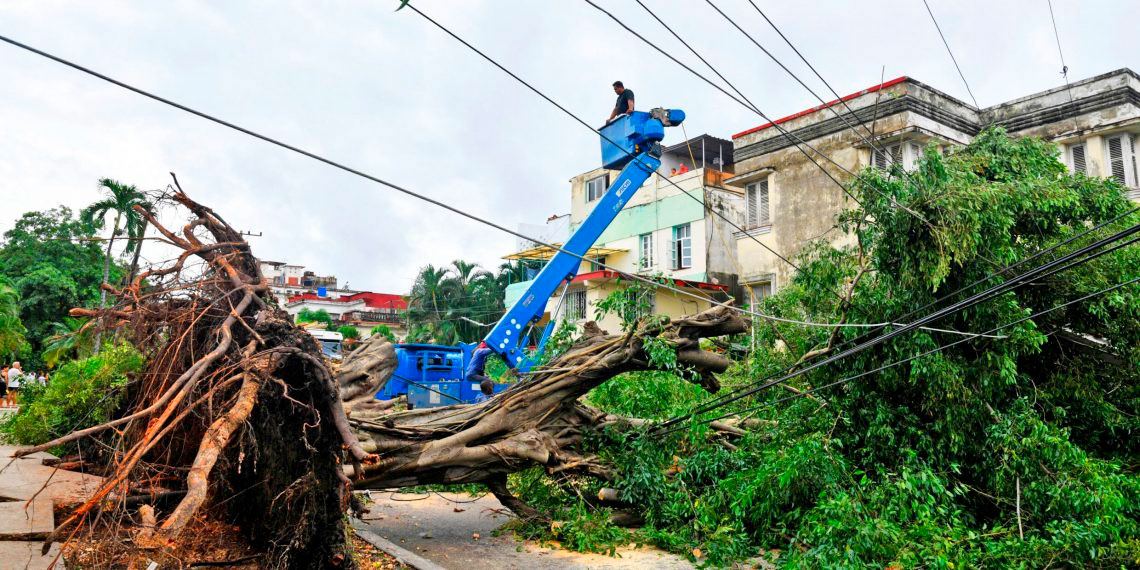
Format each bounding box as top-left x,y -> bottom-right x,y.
346,310 -> 403,324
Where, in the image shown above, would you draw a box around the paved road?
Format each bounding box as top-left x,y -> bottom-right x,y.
354,491 -> 694,570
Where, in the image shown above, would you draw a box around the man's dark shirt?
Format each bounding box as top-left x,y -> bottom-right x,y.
614,89 -> 634,116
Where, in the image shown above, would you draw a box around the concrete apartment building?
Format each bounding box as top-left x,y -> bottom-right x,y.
729,69 -> 1140,304
505,134 -> 742,333
259,260 -> 408,338
259,260 -> 339,306
285,291 -> 408,339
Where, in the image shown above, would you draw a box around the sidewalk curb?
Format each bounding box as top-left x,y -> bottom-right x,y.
353,526 -> 449,570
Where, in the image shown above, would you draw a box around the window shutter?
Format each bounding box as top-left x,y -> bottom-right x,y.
873,148 -> 887,169
746,184 -> 758,227
759,179 -> 770,225
1126,135 -> 1138,187
907,142 -> 922,170
1070,143 -> 1087,175
1108,135 -> 1127,185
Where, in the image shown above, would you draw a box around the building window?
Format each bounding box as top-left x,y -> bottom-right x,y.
590,256 -> 607,272
586,174 -> 609,202
1067,142 -> 1087,175
748,281 -> 772,307
746,178 -> 770,228
565,290 -> 587,321
873,141 -> 923,171
638,233 -> 653,270
671,223 -> 691,270
1105,134 -> 1138,189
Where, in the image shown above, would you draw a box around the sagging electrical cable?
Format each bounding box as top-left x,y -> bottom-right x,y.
0,32 -> 873,332
658,206 -> 1140,424
400,4 -> 1000,341
656,271 -> 1140,437
653,220 -> 1140,431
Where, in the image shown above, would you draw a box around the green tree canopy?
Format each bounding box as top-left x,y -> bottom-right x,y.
0,277 -> 27,358
0,207 -> 113,367
405,260 -> 507,344
521,129 -> 1140,567
296,308 -> 332,326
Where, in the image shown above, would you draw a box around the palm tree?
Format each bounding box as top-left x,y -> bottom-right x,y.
81,178 -> 150,308
81,178 -> 149,351
449,259 -> 490,290
0,278 -> 27,358
496,260 -> 532,289
41,317 -> 93,368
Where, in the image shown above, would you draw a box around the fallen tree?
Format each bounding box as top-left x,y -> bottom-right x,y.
23,187 -> 749,565
341,314 -> 748,514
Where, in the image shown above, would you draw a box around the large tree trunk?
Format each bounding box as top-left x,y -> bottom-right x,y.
28,189 -> 749,565
344,309 -> 748,504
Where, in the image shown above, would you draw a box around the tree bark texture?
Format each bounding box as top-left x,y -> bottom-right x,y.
344,307 -> 748,498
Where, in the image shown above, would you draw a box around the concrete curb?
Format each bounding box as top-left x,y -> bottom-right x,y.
353,526 -> 449,570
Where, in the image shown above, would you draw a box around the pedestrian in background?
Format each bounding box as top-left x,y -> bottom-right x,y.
0,365 -> 8,408
6,361 -> 22,407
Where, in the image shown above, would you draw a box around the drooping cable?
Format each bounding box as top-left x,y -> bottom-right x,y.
401,4 -> 988,340
0,32 -> 882,332
653,221 -> 1140,430
657,271 -> 1140,436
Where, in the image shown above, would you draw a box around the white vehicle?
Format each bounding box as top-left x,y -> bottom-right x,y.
308,329 -> 344,360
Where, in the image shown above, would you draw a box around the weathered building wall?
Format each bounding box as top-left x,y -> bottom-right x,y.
730,69 -> 1140,297
558,276 -> 715,335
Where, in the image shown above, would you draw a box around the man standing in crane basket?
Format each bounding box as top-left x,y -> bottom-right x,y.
607,80 -> 634,124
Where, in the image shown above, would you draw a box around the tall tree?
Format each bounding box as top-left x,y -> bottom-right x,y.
0,207 -> 110,367
0,277 -> 27,358
81,179 -> 149,350
80,178 -> 149,312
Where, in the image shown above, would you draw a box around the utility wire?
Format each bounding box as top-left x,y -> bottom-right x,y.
404,3 -> 803,276
840,206 -> 1140,350
741,0 -> 922,178
921,0 -> 980,107
653,221 -> 1140,430
1046,0 -> 1072,91
656,207 -> 1134,428
0,32 -> 885,333
671,225 -> 1140,426
701,0 -> 887,158
403,4 -> 983,338
577,0 -> 863,204
658,272 -> 1140,436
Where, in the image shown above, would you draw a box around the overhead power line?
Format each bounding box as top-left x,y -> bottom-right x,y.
1046,0 -> 1079,114
401,4 -> 998,339
0,32 -> 886,332
700,0 -> 886,157
654,220 -> 1140,431
921,0 -> 980,107
658,271 -> 1140,436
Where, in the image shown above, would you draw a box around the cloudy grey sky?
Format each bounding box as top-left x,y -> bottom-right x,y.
2,1 -> 1137,293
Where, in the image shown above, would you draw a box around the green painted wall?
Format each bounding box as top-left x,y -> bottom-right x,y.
595,192 -> 705,243
504,279 -> 534,307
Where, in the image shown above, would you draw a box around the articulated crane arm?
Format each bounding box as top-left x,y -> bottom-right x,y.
485,107 -> 685,371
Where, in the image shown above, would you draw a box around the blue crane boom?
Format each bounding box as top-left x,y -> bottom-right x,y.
485,107 -> 685,371
394,107 -> 684,408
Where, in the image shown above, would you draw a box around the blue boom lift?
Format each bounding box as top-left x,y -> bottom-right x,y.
389,108 -> 685,408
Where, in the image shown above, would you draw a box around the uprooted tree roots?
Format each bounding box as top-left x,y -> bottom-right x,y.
16,189 -> 373,567
25,191 -> 747,567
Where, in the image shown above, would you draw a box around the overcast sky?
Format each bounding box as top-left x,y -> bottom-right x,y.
2,1 -> 1137,293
